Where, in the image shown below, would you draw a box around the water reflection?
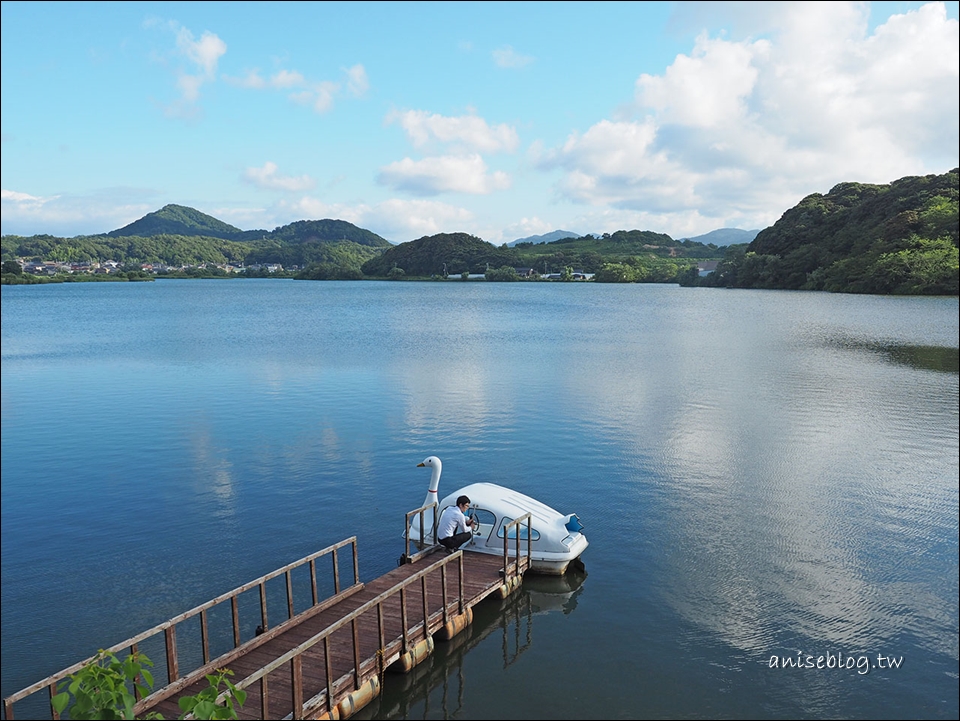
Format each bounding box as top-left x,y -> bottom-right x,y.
878,344 -> 959,373
828,338 -> 959,374
356,570 -> 588,720
523,570 -> 587,616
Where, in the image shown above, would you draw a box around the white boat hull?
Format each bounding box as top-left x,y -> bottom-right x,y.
408,476 -> 588,575
457,529 -> 588,575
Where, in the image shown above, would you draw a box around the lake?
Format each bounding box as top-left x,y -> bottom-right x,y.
1,279 -> 957,719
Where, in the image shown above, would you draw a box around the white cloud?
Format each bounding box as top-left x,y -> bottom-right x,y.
286,80 -> 339,113
386,109 -> 520,153
226,69 -> 267,89
540,119 -> 699,212
242,162 -> 316,192
312,81 -> 339,113
270,69 -> 306,88
225,67 -> 363,114
177,27 -> 226,78
377,154 -> 511,195
2,189 -> 45,204
279,197 -> 363,224
223,68 -> 305,90
164,26 -> 226,115
176,74 -> 205,104
343,64 -> 369,97
492,45 -> 534,68
499,216 -> 557,241
542,1 -> 959,232
369,199 -> 475,239
636,32 -> 764,128
1,188 -> 157,237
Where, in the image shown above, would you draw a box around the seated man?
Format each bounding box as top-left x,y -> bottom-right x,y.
437,495 -> 477,552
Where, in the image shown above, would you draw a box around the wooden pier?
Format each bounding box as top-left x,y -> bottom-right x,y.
2,507 -> 533,720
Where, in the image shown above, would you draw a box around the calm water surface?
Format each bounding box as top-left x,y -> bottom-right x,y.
1,280 -> 957,719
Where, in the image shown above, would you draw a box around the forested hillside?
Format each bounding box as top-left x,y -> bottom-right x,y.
702,169 -> 958,294
513,229 -> 721,275
0,232 -> 251,266
360,233 -> 518,277
356,229 -> 714,282
2,208 -> 391,274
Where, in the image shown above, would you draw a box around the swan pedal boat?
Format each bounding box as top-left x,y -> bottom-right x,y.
410,456 -> 588,575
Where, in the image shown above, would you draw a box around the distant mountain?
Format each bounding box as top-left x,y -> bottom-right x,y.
106,204 -> 250,240
508,230 -> 581,246
678,228 -> 760,246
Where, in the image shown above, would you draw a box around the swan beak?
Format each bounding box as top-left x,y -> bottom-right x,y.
417,462 -> 425,467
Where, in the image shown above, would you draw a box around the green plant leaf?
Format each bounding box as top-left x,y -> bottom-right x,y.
51,691 -> 70,713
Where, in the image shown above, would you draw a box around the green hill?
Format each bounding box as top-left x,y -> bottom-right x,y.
106,204 -> 250,240
267,219 -> 391,248
1,206 -> 392,272
245,219 -> 391,270
704,169 -> 958,294
361,232 -> 518,277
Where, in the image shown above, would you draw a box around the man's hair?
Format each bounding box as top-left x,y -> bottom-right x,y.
456,495 -> 471,506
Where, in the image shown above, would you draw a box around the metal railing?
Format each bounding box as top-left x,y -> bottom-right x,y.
3,537 -> 361,720
500,513 -> 533,582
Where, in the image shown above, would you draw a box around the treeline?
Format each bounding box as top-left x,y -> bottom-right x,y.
698,169 -> 958,295
1,233 -> 251,266
359,230 -> 713,282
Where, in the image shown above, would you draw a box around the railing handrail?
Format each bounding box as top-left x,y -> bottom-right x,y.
202,550 -> 466,719
501,513 -> 533,580
2,537 -> 360,714
403,501 -> 438,562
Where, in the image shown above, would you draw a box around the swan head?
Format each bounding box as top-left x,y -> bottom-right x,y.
417,456 -> 441,470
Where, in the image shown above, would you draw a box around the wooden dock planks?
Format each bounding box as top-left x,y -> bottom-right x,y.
138,548 -> 515,720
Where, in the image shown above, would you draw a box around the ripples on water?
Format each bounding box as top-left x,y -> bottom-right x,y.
1,281 -> 957,719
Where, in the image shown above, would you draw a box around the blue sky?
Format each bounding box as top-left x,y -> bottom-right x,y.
2,1 -> 958,243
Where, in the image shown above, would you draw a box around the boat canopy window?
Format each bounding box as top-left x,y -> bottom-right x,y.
466,508 -> 496,528
496,518 -> 541,542
467,508 -> 497,537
